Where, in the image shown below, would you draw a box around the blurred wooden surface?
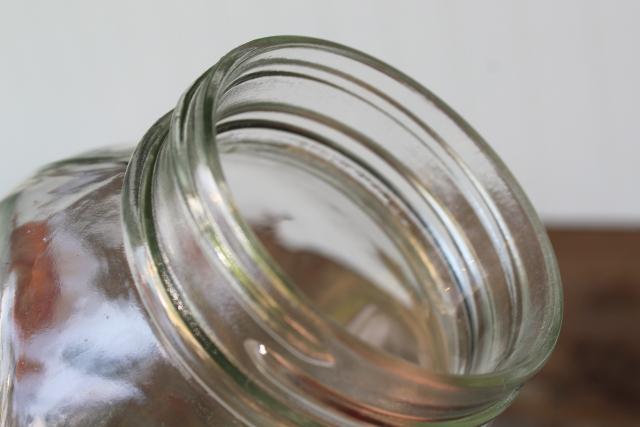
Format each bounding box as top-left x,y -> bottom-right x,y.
494,228 -> 640,427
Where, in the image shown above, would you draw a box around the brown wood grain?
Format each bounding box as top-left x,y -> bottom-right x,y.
494,228 -> 640,427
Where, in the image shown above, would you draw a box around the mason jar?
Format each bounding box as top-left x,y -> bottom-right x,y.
0,36 -> 562,426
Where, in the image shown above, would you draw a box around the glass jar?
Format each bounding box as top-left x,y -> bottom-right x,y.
0,36 -> 562,426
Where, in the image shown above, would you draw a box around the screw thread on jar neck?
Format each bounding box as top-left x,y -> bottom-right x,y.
122,36 -> 562,426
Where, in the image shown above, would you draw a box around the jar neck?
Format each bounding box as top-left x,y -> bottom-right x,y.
122,36 -> 562,426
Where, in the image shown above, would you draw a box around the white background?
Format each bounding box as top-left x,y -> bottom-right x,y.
1,0 -> 639,225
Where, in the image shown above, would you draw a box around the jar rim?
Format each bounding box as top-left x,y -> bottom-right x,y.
123,35 -> 563,425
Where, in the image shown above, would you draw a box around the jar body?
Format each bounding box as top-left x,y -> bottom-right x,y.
0,148 -> 239,426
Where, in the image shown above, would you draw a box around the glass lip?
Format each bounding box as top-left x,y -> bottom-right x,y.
134,35 -> 562,401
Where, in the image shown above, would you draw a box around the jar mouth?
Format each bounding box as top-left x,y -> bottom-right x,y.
124,36 -> 562,425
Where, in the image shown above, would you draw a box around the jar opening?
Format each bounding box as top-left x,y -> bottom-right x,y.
123,36 -> 562,425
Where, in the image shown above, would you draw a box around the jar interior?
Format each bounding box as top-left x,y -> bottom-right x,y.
220,134 -> 452,371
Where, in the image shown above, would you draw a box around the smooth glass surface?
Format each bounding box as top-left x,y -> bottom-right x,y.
0,150 -> 240,425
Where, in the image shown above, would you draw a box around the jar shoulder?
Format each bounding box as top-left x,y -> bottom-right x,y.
0,149 -> 233,426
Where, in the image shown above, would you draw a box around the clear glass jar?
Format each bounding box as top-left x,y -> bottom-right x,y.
0,36 -> 562,426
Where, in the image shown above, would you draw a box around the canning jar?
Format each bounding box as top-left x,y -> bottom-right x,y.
0,36 -> 562,426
